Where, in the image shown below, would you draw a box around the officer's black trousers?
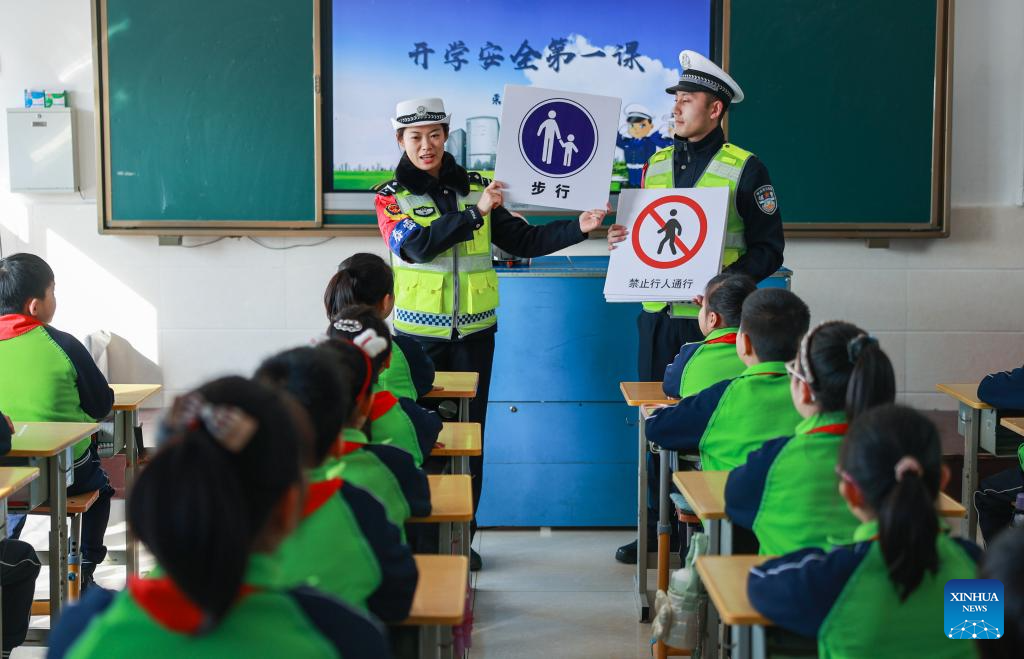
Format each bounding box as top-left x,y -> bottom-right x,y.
419,332 -> 495,537
637,310 -> 704,538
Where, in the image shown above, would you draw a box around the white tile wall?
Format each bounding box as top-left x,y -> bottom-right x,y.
1,0 -> 1022,409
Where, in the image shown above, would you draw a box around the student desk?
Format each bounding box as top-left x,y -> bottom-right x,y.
409,475 -> 473,558
695,555 -> 773,659
620,382 -> 679,621
936,383 -> 996,538
433,423 -> 481,476
426,372 -> 479,423
0,466 -> 41,645
1002,417 -> 1024,437
400,554 -> 470,659
9,422 -> 99,625
108,383 -> 161,579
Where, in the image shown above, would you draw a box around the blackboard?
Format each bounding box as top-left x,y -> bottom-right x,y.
724,0 -> 951,237
95,0 -> 321,229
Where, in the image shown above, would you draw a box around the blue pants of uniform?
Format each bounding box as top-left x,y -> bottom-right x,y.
67,443 -> 115,576
975,466 -> 1024,544
1,539 -> 40,651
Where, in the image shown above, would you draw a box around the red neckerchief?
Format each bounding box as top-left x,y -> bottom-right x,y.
806,423 -> 849,436
370,390 -> 398,421
328,439 -> 363,458
704,332 -> 738,346
302,478 -> 343,518
0,314 -> 43,340
129,577 -> 258,635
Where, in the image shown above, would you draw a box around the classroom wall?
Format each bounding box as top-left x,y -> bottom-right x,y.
1,0 -> 1022,409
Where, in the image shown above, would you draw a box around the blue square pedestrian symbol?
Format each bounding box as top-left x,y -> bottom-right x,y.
944,579 -> 1003,640
518,98 -> 598,178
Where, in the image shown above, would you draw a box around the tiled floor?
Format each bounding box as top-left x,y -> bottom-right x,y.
470,529 -> 654,659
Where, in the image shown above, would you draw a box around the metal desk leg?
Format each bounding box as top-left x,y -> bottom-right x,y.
48,453 -> 69,625
960,403 -> 980,539
657,449 -> 675,591
458,399 -> 469,424
1,499 -> 6,644
734,624 -> 752,659
117,409 -> 141,578
419,624 -> 440,659
703,519 -> 721,659
635,408 -> 651,621
721,519 -> 734,556
752,625 -> 767,659
440,522 -> 453,556
454,455 -> 469,476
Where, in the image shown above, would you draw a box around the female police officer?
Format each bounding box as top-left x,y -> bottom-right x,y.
375,97 -> 607,569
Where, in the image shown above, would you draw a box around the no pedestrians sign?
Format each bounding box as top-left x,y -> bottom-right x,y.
605,187 -> 728,302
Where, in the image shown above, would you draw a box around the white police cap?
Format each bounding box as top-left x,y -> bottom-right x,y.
391,97 -> 452,130
665,50 -> 744,105
624,103 -> 653,122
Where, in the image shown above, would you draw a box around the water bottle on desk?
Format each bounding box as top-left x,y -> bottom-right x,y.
1012,493 -> 1024,529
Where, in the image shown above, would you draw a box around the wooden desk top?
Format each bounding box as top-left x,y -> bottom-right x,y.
674,470 -> 966,521
935,384 -> 991,410
1001,417 -> 1024,437
409,475 -> 473,523
432,423 -> 482,457
0,466 -> 40,500
673,471 -> 728,520
620,382 -> 676,407
8,422 -> 100,457
424,372 -> 479,399
695,555 -> 773,626
399,555 -> 469,626
112,384 -> 163,411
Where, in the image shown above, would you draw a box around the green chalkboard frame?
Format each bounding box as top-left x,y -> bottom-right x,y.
93,0 -> 323,233
721,0 -> 954,239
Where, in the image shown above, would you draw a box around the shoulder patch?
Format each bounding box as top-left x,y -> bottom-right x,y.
374,179 -> 402,196
467,171 -> 491,187
754,185 -> 778,215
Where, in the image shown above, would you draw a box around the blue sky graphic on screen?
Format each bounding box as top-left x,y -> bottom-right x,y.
519,99 -> 597,177
331,0 -> 712,190
944,579 -> 1004,640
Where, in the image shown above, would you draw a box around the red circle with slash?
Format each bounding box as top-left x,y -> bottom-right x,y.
631,195 -> 708,269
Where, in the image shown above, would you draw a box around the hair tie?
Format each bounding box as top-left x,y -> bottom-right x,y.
159,393 -> 258,453
894,456 -> 923,482
847,334 -> 878,364
353,329 -> 388,359
796,321 -> 830,387
333,318 -> 363,333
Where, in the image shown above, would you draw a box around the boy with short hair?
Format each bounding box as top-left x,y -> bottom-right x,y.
646,288 -> 809,471
0,253 -> 114,589
662,273 -> 757,398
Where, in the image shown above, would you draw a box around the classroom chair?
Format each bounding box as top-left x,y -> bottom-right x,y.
31,489 -> 101,602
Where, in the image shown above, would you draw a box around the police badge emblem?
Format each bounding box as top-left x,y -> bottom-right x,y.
412,206 -> 435,217
754,185 -> 778,215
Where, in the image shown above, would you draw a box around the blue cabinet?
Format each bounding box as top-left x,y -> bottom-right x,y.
477,257 -> 639,527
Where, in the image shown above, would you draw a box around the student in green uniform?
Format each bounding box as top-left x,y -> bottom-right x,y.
645,288 -> 809,471
49,376 -> 391,659
662,273 -> 757,398
329,305 -> 441,466
319,327 -> 430,535
324,252 -> 435,401
255,346 -> 418,622
726,321 -> 897,555
0,253 -> 114,589
980,527 -> 1024,658
748,404 -> 980,659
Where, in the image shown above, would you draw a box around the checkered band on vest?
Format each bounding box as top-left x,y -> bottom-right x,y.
395,308 -> 496,327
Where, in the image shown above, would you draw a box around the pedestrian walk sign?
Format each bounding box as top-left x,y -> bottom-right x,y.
604,187 -> 729,303
495,84 -> 621,211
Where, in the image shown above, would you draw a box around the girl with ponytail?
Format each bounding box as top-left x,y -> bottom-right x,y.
726,322 -> 896,555
329,304 -> 441,467
749,404 -> 980,659
323,253 -> 435,400
50,377 -> 390,659
320,308 -> 431,535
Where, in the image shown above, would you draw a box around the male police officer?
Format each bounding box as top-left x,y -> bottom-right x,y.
607,50 -> 785,563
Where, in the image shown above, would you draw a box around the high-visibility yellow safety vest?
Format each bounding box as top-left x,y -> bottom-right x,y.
390,176 -> 499,339
641,143 -> 753,317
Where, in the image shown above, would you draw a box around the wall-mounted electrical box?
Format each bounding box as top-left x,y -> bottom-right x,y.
6,107 -> 78,192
